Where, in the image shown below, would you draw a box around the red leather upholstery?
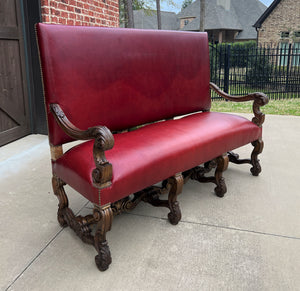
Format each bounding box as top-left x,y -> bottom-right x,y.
53,112 -> 262,205
36,24 -> 211,146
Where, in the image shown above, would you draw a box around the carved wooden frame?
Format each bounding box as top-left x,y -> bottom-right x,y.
50,103 -> 114,189
52,175 -> 113,271
49,103 -> 117,270
52,172 -> 185,271
183,154 -> 229,197
209,82 -> 269,127
111,173 -> 184,225
51,150 -> 231,271
49,95 -> 266,271
210,82 -> 268,175
228,138 -> 264,176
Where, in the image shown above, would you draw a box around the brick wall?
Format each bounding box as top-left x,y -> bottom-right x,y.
258,0 -> 300,45
40,0 -> 119,27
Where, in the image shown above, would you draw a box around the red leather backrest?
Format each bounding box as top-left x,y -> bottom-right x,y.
36,24 -> 211,146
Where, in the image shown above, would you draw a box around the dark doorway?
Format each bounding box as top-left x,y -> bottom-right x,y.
22,0 -> 47,135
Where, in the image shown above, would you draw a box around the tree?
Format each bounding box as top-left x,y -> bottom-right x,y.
200,0 -> 205,32
181,0 -> 192,10
156,0 -> 161,29
127,0 -> 135,28
133,0 -> 146,9
119,0 -> 176,29
119,0 -> 135,28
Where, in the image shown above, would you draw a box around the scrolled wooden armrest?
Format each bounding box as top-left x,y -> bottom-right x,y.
50,103 -> 114,189
209,82 -> 269,127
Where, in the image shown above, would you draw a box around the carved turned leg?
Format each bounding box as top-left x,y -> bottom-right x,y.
139,173 -> 184,225
191,153 -> 229,198
214,154 -> 229,197
52,175 -> 69,227
228,138 -> 264,176
93,204 -> 113,271
167,173 -> 184,225
250,138 -> 264,176
52,175 -> 95,244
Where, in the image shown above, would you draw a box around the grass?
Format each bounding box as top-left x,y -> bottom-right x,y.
211,98 -> 300,116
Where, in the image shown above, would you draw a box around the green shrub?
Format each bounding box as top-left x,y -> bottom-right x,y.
209,41 -> 257,68
245,50 -> 272,87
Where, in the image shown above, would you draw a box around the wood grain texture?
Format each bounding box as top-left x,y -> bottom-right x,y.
0,0 -> 30,145
50,145 -> 63,161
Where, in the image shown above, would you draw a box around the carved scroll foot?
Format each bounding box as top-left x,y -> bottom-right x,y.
168,201 -> 181,225
228,138 -> 264,176
191,154 -> 228,198
250,139 -> 264,176
93,204 -> 113,271
139,174 -> 183,225
167,174 -> 183,225
95,241 -> 112,271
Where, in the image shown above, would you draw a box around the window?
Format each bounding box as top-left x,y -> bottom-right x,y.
280,43 -> 300,67
294,31 -> 300,38
280,42 -> 289,66
292,42 -> 300,66
281,31 -> 290,38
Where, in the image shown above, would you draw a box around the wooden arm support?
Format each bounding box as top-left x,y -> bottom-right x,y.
50,103 -> 114,189
209,82 -> 269,127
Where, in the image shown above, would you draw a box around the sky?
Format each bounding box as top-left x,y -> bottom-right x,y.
159,0 -> 274,14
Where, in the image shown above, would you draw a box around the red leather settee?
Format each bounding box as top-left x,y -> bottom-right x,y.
36,23 -> 268,271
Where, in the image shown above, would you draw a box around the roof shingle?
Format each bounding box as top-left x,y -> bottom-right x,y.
132,0 -> 267,41
178,0 -> 267,39
133,10 -> 179,30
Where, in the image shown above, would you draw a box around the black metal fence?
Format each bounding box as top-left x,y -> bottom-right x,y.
210,42 -> 300,99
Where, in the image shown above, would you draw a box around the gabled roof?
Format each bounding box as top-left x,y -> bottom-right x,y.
253,0 -> 281,28
233,0 -> 268,39
133,10 -> 179,30
178,0 -> 242,31
178,0 -> 267,39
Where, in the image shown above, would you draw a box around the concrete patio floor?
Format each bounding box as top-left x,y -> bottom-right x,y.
1,113 -> 300,291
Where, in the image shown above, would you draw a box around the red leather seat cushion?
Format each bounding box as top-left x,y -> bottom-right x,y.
53,112 -> 262,205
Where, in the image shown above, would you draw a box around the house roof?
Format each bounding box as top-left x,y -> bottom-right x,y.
179,0 -> 242,31
253,0 -> 281,28
234,0 -> 268,39
178,0 -> 267,39
133,10 -> 179,30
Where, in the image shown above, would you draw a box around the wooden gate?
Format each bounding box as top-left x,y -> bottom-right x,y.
0,0 -> 30,146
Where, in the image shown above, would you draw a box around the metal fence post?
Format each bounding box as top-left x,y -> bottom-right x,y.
285,43 -> 292,93
224,44 -> 231,94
